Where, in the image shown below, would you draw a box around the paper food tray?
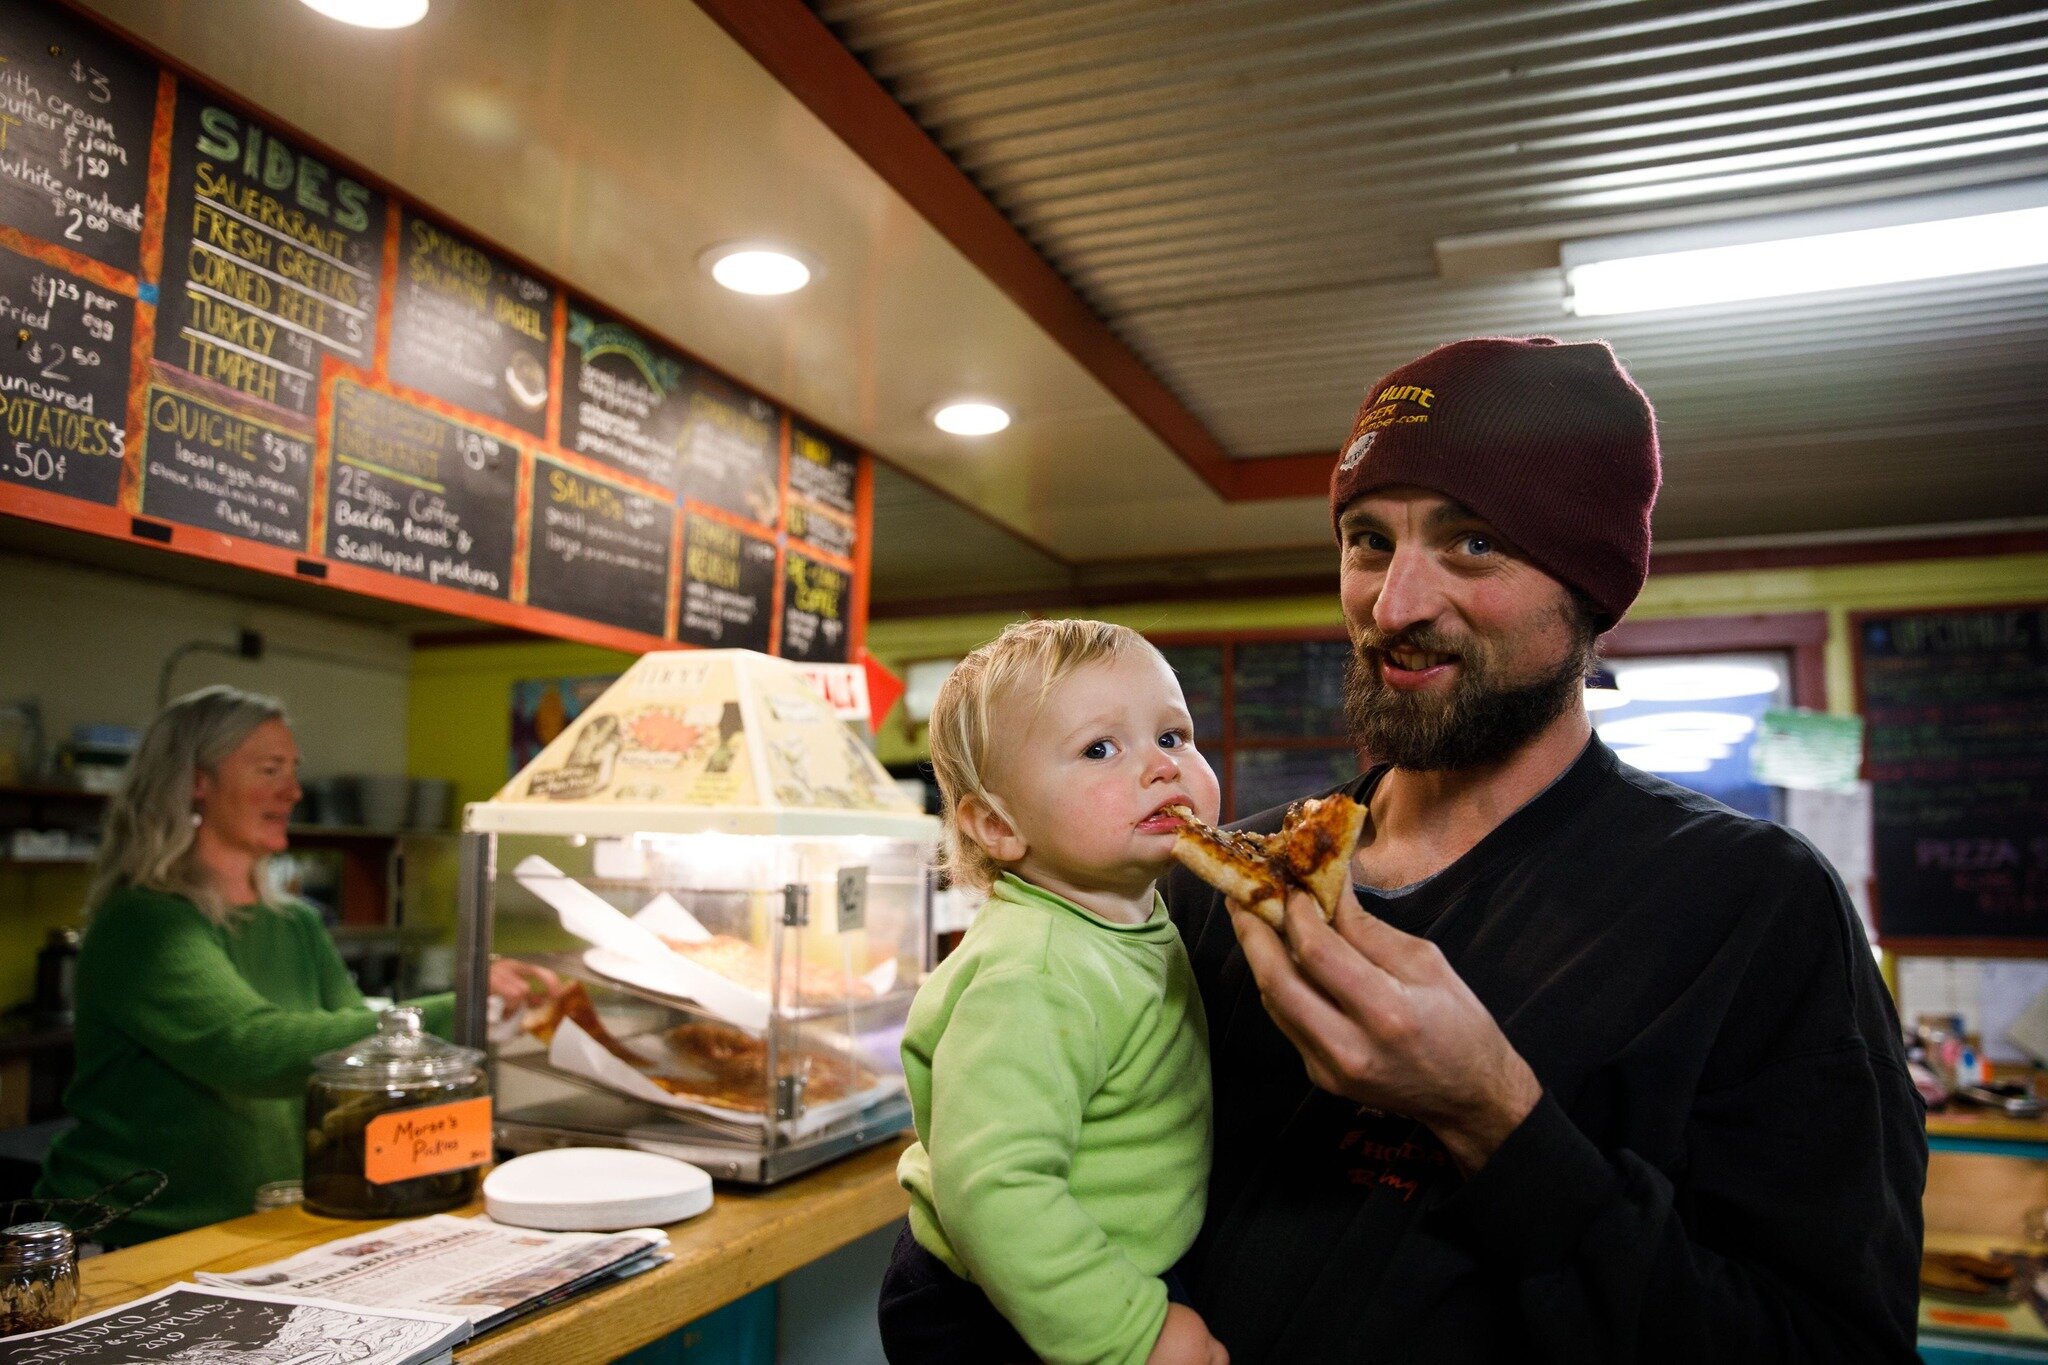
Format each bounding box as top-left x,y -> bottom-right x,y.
547,1015 -> 902,1139
516,854 -> 895,1030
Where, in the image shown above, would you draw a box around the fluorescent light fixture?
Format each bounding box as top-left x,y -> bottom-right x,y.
299,0 -> 428,28
703,247 -> 811,296
1564,183 -> 2048,317
933,402 -> 1010,437
1613,662 -> 1781,703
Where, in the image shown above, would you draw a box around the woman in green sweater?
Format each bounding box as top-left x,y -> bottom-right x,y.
36,685 -> 544,1245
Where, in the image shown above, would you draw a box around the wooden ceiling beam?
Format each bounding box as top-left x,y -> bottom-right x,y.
693,0 -> 1250,500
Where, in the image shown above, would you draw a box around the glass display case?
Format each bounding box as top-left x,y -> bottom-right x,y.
456,649 -> 939,1184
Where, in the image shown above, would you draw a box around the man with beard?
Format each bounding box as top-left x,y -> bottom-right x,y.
1164,337 -> 1925,1362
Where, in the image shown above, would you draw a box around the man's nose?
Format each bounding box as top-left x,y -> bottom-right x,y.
1373,543 -> 1445,636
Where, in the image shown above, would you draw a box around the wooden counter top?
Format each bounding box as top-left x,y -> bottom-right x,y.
1929,1108 -> 2048,1145
78,1136 -> 912,1365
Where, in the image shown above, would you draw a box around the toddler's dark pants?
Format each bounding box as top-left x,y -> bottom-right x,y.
877,1223 -> 1193,1365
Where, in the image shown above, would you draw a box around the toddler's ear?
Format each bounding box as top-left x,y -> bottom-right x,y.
957,792 -> 1027,865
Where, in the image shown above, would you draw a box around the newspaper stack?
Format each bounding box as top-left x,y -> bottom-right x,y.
195,1214 -> 671,1331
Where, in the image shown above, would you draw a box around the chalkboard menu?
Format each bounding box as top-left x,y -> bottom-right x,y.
156,95 -> 384,417
780,548 -> 850,662
387,210 -> 552,437
0,0 -> 155,273
323,378 -> 513,598
681,364 -> 780,525
1159,645 -> 1224,742
526,455 -> 671,637
677,512 -> 773,651
139,377 -> 313,547
0,2 -> 872,658
1860,605 -> 2048,944
787,420 -> 856,557
0,240 -> 130,503
560,302 -> 686,490
1235,640 -> 1351,739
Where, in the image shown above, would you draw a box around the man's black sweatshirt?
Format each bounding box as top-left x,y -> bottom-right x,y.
1164,737 -> 1927,1363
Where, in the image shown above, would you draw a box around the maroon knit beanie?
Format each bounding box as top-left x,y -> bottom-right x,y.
1328,336 -> 1661,628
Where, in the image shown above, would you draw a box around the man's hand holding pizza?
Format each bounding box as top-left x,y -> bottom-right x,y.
1228,884 -> 1543,1177
1171,800 -> 1542,1176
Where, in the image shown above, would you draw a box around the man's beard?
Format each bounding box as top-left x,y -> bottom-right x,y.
1343,620 -> 1593,772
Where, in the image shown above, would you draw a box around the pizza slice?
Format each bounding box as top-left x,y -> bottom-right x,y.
1168,793 -> 1367,929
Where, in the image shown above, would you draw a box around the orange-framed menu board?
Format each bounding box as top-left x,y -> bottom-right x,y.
0,0 -> 869,660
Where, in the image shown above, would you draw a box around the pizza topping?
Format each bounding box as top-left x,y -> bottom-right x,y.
1169,794 -> 1367,929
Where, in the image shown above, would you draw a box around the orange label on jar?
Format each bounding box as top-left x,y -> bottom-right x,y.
364,1096 -> 492,1185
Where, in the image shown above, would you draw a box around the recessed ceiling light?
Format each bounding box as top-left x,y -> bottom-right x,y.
703,247 -> 811,296
299,0 -> 428,28
932,402 -> 1010,436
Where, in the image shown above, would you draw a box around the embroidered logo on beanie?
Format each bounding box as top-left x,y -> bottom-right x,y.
1339,383 -> 1434,471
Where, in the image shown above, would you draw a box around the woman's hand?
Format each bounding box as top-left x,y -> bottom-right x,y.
1147,1303 -> 1228,1365
486,958 -> 563,1015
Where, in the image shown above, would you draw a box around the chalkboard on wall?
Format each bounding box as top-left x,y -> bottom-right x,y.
1859,604 -> 2048,946
677,511 -> 773,651
0,0 -> 155,274
786,420 -> 856,558
559,301 -> 687,492
0,240 -> 131,504
679,363 -> 779,526
387,210 -> 553,437
156,93 -> 384,417
780,548 -> 850,662
322,377 -> 514,599
138,375 -> 313,547
525,454 -> 671,637
0,2 -> 870,659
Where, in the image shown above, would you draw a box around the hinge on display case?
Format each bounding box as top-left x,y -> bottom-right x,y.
782,883 -> 810,927
775,1073 -> 805,1120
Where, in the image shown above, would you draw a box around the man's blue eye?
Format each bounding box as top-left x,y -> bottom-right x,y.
1463,534 -> 1494,555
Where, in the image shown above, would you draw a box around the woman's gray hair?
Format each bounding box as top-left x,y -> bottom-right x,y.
91,685 -> 292,925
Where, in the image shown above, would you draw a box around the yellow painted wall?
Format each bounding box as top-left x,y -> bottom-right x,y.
861,551 -> 2048,763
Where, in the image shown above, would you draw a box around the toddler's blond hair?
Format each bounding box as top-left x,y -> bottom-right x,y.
928,618 -> 1156,891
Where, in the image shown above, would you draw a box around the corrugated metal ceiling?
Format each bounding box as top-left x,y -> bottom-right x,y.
823,0 -> 2048,574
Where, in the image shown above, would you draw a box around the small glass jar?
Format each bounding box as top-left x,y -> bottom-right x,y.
303,1007 -> 489,1220
0,1220 -> 78,1335
252,1180 -> 304,1213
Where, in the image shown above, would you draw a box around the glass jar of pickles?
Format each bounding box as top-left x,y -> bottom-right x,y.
303,1007 -> 489,1219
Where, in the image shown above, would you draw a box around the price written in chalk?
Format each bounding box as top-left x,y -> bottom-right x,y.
0,245 -> 132,505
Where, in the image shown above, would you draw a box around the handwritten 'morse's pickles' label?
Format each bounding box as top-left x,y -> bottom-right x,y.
157,97 -> 383,416
324,379 -> 514,598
